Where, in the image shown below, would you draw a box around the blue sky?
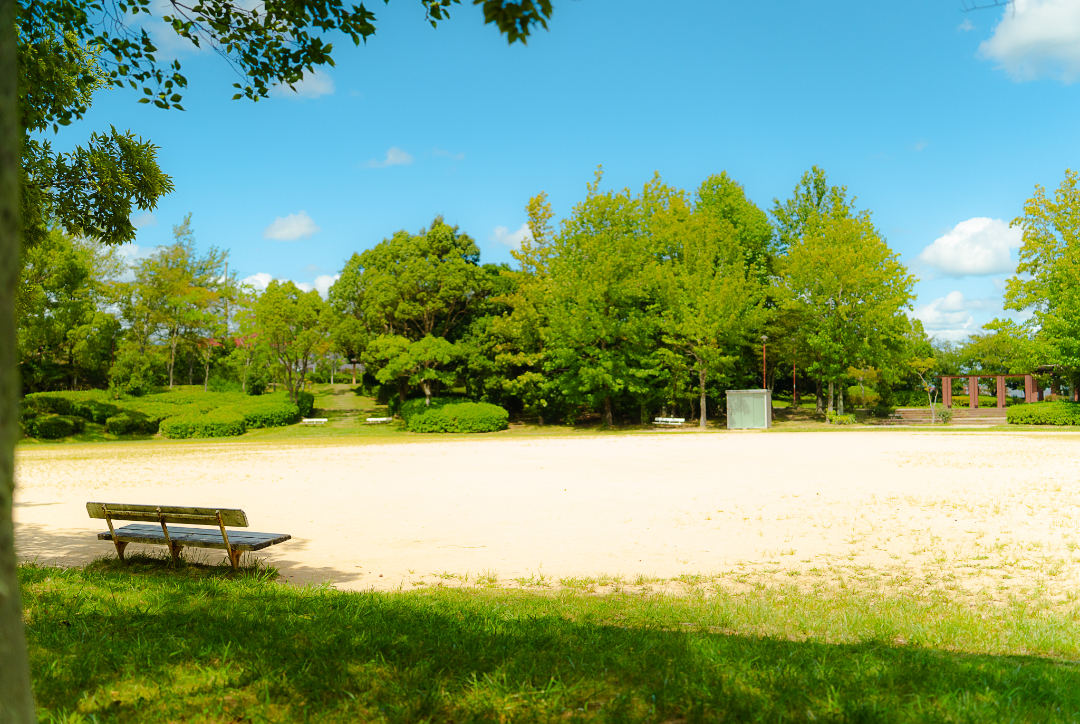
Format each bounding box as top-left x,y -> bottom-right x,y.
53,0 -> 1080,341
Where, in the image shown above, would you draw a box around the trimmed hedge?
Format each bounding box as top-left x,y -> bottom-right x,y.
406,401 -> 509,434
22,389 -> 308,439
29,414 -> 84,439
237,400 -> 299,429
160,409 -> 247,439
105,411 -> 157,436
1006,402 -> 1080,426
398,396 -> 459,422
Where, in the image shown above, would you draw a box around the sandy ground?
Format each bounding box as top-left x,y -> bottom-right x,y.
13,430 -> 1080,601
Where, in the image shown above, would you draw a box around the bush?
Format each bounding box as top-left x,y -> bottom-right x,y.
31,414 -> 75,439
246,377 -> 268,396
160,409 -> 247,439
1007,402 -> 1080,426
398,396 -> 459,422
826,411 -> 856,425
406,401 -> 509,433
23,394 -> 74,416
236,400 -> 299,428
295,391 -> 315,417
937,409 -> 954,424
71,399 -> 121,423
106,411 -> 156,436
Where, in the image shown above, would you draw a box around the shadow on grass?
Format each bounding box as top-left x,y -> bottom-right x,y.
22,556 -> 1080,723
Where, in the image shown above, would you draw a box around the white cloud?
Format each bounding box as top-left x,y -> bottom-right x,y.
242,271 -> 338,298
958,18 -> 974,32
314,274 -> 340,298
917,217 -> 1021,277
113,243 -> 158,282
130,212 -> 157,229
977,0 -> 1080,82
490,223 -> 532,250
910,291 -> 991,341
270,69 -> 335,99
262,210 -> 320,241
434,147 -> 466,161
913,140 -> 929,152
242,272 -> 274,291
365,147 -> 414,168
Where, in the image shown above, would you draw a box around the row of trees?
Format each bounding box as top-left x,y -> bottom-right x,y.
19,165 -> 934,427
25,167 -> 1080,427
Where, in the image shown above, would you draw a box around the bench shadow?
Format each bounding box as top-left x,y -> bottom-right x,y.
15,521 -> 365,585
20,561 -> 1080,722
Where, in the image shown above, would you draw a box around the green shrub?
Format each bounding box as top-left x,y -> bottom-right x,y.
31,414 -> 75,439
106,411 -> 156,435
937,409 -> 953,424
23,394 -> 74,416
235,400 -> 299,428
1006,402 -> 1080,426
71,399 -> 121,423
407,401 -> 509,433
160,409 -> 247,439
398,396 -> 458,421
295,391 -> 315,417
826,411 -> 856,425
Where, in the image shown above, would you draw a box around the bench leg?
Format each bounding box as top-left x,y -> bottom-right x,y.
113,541 -> 128,561
168,543 -> 182,563
227,549 -> 241,570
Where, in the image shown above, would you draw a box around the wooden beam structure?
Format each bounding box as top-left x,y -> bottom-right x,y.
939,374 -> 1038,409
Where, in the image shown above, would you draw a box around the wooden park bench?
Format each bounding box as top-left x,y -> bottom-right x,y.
87,502 -> 291,569
653,417 -> 686,426
300,418 -> 328,426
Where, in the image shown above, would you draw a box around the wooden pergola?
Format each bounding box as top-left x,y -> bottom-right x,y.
939,374 -> 1038,409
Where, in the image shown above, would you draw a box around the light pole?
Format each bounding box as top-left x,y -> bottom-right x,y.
761,335 -> 768,390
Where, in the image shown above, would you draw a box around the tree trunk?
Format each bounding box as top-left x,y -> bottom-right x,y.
351,360 -> 356,385
815,379 -> 824,415
698,367 -> 707,429
603,394 -> 613,428
168,336 -> 177,387
422,381 -> 432,407
838,387 -> 844,415
203,356 -> 210,392
0,0 -> 37,714
187,351 -> 194,386
827,380 -> 834,417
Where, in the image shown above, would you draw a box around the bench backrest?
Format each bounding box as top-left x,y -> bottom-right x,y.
87,502 -> 248,527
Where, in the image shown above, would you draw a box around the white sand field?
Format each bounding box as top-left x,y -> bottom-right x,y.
13,430 -> 1080,601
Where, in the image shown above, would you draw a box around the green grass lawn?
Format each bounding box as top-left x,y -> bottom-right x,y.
22,556 -> 1080,723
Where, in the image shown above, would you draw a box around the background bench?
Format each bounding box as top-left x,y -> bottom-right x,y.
87,502 -> 290,569
300,418 -> 328,426
653,417 -> 686,426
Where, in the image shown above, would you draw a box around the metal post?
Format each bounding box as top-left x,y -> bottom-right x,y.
761,335 -> 768,390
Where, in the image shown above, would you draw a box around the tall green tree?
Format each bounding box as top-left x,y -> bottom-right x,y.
3,5 -> 553,716
542,171 -> 668,427
777,171 -> 915,417
114,215 -> 229,387
16,227 -> 121,390
252,280 -> 328,402
658,174 -> 771,428
1004,169 -> 1080,386
331,218 -> 492,402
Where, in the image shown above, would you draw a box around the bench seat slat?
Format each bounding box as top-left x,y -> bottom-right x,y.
98,524 -> 290,551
